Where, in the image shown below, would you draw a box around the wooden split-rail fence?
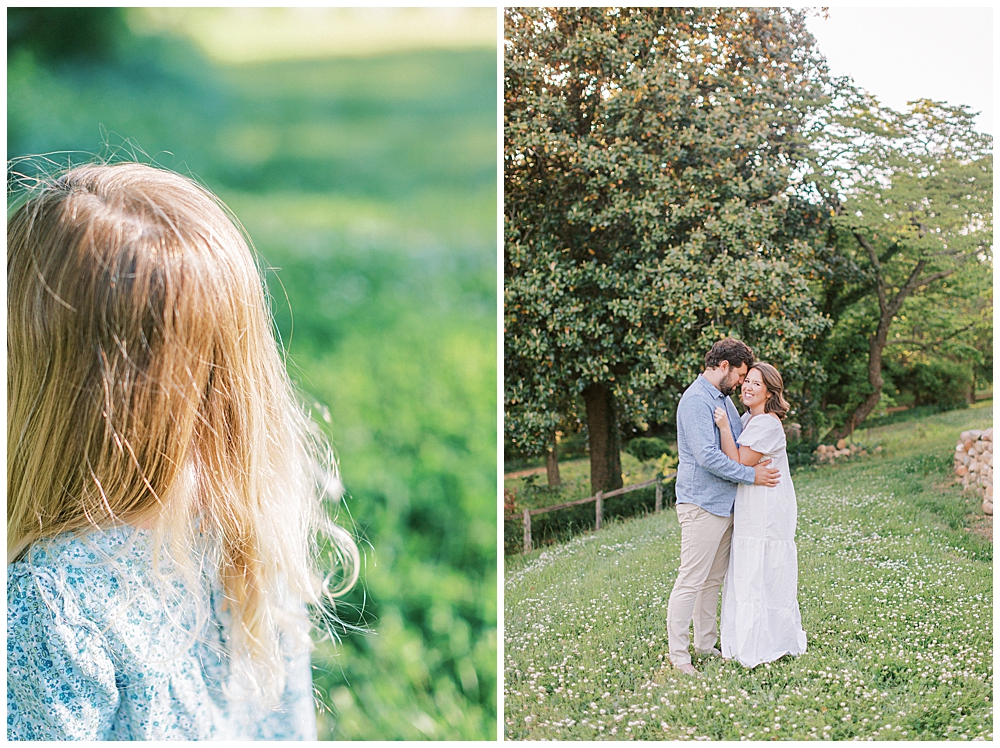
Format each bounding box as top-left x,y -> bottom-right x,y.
512,472 -> 677,554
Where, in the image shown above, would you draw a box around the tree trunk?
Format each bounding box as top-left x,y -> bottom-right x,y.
583,383 -> 623,494
831,311 -> 891,439
545,439 -> 561,487
832,235 -> 950,440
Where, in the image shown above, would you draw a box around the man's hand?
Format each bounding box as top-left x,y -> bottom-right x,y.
753,458 -> 780,487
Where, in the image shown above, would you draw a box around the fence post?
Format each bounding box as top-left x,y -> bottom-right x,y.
522,508 -> 532,554
595,491 -> 603,530
655,482 -> 663,513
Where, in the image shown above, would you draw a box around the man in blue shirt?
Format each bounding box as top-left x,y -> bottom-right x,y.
667,338 -> 780,675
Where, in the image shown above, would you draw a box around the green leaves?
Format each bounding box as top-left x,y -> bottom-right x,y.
810,93 -> 993,433
505,8 -> 833,456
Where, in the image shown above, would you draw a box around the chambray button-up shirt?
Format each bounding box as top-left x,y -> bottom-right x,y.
675,374 -> 756,516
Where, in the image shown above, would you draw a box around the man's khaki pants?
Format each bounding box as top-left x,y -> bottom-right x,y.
666,502 -> 734,666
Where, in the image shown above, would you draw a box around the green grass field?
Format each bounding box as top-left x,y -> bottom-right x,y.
504,402 -> 993,740
9,14 -> 496,740
505,453 -> 664,506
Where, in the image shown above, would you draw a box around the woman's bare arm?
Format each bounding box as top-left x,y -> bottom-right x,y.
737,444 -> 764,466
713,407 -> 739,461
714,407 -> 765,465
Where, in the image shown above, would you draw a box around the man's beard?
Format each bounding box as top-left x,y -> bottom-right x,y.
719,374 -> 739,396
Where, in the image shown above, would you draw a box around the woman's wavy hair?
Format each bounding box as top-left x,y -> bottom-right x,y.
7,161 -> 359,698
749,362 -> 790,420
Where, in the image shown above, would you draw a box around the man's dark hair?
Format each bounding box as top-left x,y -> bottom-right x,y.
704,338 -> 754,370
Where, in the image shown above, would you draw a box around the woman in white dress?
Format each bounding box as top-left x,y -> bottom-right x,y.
712,362 -> 807,668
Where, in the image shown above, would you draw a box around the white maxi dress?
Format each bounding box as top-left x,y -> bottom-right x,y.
720,412 -> 807,667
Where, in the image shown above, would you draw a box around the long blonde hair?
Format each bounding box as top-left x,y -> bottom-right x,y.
8,162 -> 359,693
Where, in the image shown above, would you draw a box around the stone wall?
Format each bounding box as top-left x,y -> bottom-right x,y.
813,439 -> 881,464
954,428 -> 993,515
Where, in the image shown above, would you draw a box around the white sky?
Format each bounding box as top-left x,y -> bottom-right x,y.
805,7 -> 993,135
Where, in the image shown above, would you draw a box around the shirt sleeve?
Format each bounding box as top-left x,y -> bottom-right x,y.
737,414 -> 786,456
678,393 -> 756,485
7,567 -> 119,740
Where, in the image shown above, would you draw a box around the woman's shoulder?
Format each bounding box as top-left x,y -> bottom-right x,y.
738,413 -> 786,453
747,413 -> 784,430
9,527 -> 154,617
13,525 -> 149,573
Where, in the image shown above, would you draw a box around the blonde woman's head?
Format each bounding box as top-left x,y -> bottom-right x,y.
8,161 -> 358,695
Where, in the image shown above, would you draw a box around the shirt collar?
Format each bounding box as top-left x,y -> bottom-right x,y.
697,374 -> 726,400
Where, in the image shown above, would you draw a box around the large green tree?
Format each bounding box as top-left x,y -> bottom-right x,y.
805,96 -> 992,436
505,7 -> 830,491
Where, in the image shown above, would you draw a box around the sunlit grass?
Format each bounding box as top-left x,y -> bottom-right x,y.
227,188 -> 496,254
505,452 -> 667,510
130,8 -> 497,64
504,404 -> 993,740
854,401 -> 992,460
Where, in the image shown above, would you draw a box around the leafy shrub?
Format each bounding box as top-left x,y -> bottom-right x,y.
901,453 -> 952,476
908,359 -> 973,410
624,436 -> 673,462
786,440 -> 819,470
504,514 -> 525,556
655,452 -> 679,477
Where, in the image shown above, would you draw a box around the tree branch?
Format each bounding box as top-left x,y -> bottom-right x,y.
853,231 -> 886,313
885,259 -> 927,319
885,338 -> 934,350
885,319 -> 980,350
916,269 -> 955,289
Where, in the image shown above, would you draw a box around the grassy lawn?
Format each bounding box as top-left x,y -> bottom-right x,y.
504,401 -> 993,740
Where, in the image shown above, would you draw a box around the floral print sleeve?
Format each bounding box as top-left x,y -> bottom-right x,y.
7,564 -> 119,740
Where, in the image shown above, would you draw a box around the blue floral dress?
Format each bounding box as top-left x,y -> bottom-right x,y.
7,526 -> 317,740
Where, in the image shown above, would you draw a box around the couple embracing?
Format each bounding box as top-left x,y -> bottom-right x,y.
667,338 -> 807,675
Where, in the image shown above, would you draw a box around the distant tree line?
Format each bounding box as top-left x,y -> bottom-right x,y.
504,8 -> 992,493
7,8 -> 129,62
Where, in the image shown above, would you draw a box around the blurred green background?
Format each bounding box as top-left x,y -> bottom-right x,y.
7,8 -> 497,740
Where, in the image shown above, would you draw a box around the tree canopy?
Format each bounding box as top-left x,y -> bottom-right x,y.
505,7 -> 831,490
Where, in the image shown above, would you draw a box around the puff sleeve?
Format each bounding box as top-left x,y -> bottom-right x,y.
7,566 -> 119,740
737,414 -> 786,456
